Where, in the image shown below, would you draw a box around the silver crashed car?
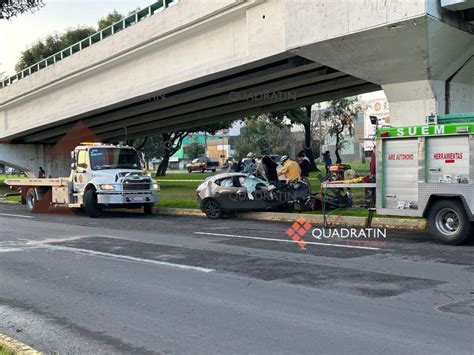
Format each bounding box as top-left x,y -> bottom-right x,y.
196,172 -> 309,219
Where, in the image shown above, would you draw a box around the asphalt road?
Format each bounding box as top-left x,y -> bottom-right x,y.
0,202 -> 472,354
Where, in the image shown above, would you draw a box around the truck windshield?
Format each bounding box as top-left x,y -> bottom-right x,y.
89,148 -> 141,170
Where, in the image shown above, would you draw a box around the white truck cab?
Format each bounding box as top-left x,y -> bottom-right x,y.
6,143 -> 160,217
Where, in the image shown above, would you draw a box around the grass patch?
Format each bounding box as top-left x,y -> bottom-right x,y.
153,162 -> 371,211
0,346 -> 12,355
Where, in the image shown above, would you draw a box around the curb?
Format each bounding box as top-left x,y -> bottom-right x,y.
0,332 -> 42,354
158,208 -> 427,230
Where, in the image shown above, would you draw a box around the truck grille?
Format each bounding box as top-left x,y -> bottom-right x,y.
123,183 -> 150,191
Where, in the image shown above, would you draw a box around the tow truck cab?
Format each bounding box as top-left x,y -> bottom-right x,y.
70,143 -> 159,216
6,143 -> 159,218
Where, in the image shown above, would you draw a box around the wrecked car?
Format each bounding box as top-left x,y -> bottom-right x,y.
196,172 -> 310,219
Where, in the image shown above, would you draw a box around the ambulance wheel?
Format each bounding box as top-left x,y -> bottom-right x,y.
144,203 -> 153,215
84,189 -> 102,218
26,188 -> 37,211
428,200 -> 471,245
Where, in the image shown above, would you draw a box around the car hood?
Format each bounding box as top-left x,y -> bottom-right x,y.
90,169 -> 149,182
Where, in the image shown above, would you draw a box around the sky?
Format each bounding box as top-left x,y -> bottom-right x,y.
0,0 -> 153,76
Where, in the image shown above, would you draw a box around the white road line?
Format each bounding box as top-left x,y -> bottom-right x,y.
194,232 -> 382,250
0,213 -> 33,219
46,245 -> 215,273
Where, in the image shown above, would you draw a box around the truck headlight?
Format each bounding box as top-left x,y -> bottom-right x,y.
152,183 -> 159,190
100,184 -> 116,191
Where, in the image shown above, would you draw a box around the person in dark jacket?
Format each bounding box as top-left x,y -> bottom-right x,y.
297,152 -> 311,191
322,151 -> 332,175
38,167 -> 46,178
261,155 -> 278,184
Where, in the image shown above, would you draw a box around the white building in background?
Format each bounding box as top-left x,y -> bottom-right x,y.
360,91 -> 390,152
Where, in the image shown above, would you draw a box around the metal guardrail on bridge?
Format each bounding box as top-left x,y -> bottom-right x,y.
0,0 -> 178,89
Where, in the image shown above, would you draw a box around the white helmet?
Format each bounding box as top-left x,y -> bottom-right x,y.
281,155 -> 289,163
246,152 -> 255,159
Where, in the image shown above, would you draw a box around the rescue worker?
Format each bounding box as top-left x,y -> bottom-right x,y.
38,167 -> 46,178
242,152 -> 256,174
278,155 -> 301,182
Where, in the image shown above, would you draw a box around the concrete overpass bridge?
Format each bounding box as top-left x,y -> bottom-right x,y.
0,0 -> 473,176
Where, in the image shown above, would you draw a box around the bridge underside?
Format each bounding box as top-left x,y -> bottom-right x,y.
10,54 -> 379,144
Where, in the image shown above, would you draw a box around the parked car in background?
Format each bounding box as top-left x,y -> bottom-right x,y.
187,157 -> 218,173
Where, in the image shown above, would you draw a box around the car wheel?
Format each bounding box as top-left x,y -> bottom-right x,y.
428,200 -> 471,245
144,203 -> 153,215
26,188 -> 37,211
201,168 -> 206,173
188,169 -> 192,173
84,188 -> 102,218
212,169 -> 216,173
202,199 -> 222,219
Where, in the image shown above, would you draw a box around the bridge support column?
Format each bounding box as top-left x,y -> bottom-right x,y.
382,58 -> 474,126
0,144 -> 70,178
382,80 -> 446,126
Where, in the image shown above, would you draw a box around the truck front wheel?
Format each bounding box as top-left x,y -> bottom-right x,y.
428,200 -> 472,245
143,203 -> 153,215
26,188 -> 37,211
84,189 -> 102,218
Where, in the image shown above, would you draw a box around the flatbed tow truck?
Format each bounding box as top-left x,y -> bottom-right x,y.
5,142 -> 159,218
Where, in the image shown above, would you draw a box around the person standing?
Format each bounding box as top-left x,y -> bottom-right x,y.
38,167 -> 46,178
278,155 -> 301,182
322,151 -> 332,175
297,152 -> 311,191
261,155 -> 278,184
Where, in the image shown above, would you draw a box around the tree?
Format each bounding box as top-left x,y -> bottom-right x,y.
1,0 -> 44,20
14,9 -> 126,71
234,116 -> 290,159
309,104 -> 329,161
184,142 -> 205,160
98,10 -> 124,30
269,106 -> 320,172
156,121 -> 233,176
15,27 -> 95,71
324,98 -> 362,164
131,136 -> 165,169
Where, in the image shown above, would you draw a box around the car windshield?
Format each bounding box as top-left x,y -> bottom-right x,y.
89,148 -> 141,170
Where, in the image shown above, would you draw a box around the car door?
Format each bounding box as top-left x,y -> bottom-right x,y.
72,149 -> 89,192
236,175 -> 270,209
212,176 -> 248,210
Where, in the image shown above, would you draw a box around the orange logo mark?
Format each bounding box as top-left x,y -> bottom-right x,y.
286,217 -> 312,249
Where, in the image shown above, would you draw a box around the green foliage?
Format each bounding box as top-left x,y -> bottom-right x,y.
14,9 -> 128,71
1,0 -> 44,20
269,107 -> 308,126
15,27 -> 95,71
235,116 -> 290,159
98,10 -> 124,30
132,136 -> 165,161
184,142 -> 205,160
157,120 -> 233,176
